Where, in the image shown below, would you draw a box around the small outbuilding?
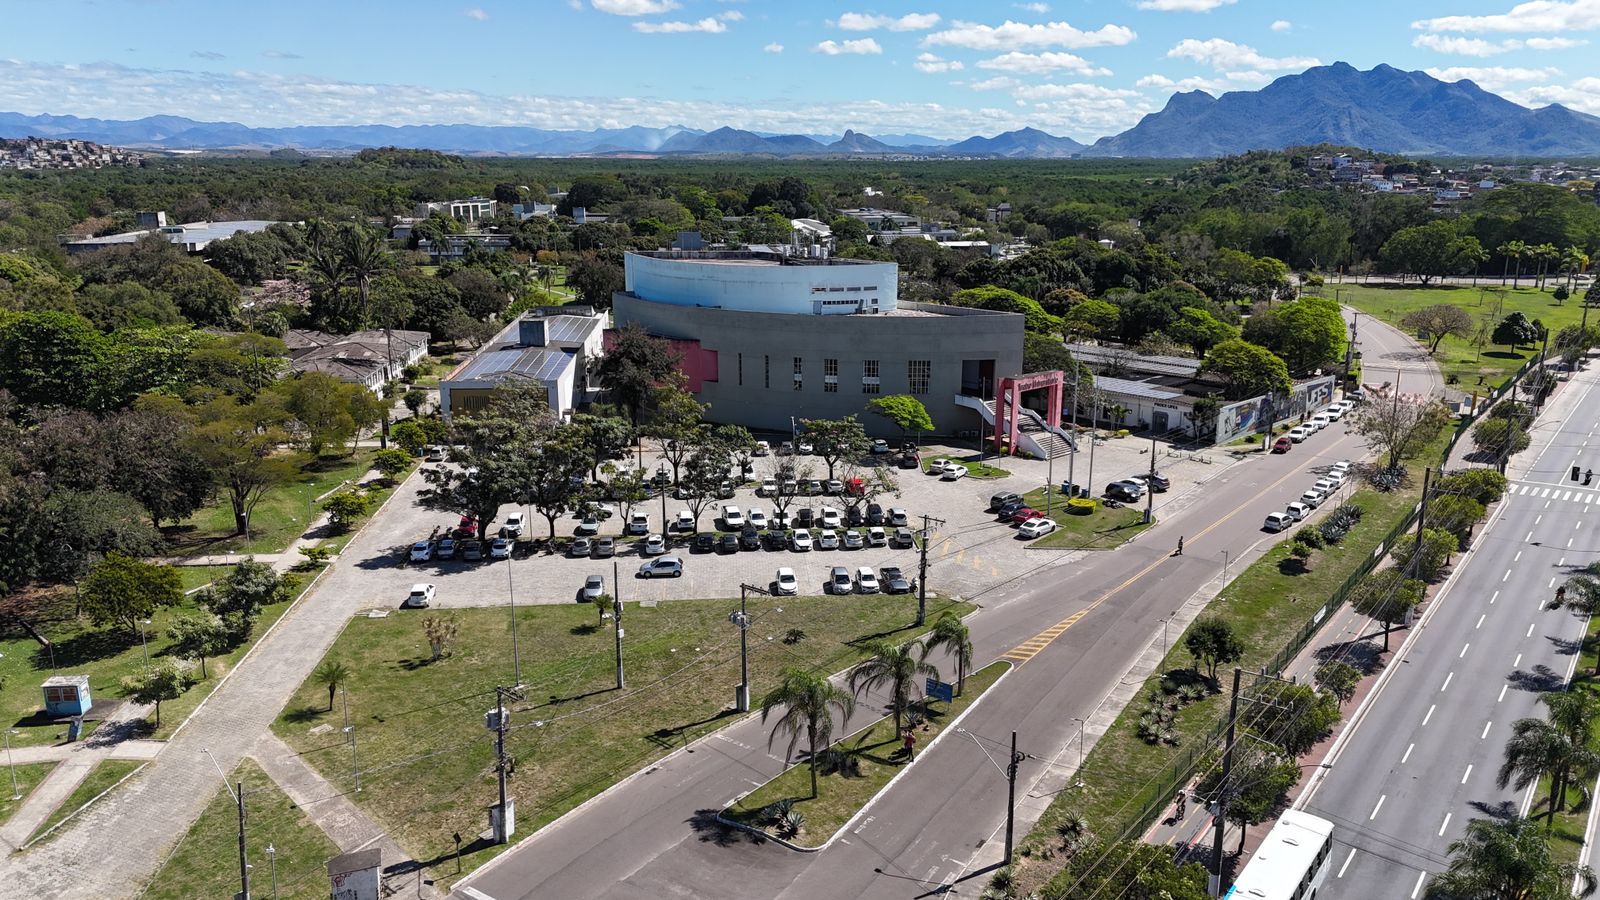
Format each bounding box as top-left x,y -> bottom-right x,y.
41,675 -> 92,717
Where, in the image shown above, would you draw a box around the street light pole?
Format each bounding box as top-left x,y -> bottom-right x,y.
506,554 -> 521,687
201,747 -> 249,900
265,843 -> 278,900
1003,730 -> 1025,866
5,729 -> 18,800
731,583 -> 771,712
138,619 -> 151,667
1144,432 -> 1156,524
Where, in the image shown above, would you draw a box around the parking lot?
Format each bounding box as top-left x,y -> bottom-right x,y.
343,437 -> 1242,613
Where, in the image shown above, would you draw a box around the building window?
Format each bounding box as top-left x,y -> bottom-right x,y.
824,358 -> 838,393
862,359 -> 880,394
908,360 -> 931,395
737,353 -> 743,386
764,355 -> 770,389
793,357 -> 804,391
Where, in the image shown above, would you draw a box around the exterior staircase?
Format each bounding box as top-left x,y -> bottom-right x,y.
955,395 -> 1076,460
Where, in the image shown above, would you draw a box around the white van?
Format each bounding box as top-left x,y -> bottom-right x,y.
1263,512 -> 1294,532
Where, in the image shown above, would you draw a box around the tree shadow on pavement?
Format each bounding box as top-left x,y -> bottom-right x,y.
687,808 -> 765,847
1469,798 -> 1519,822
1508,664 -> 1564,693
646,709 -> 735,750
1313,640 -> 1384,676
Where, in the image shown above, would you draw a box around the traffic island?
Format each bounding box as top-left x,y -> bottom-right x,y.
719,661 -> 1009,849
1020,488 -> 1152,550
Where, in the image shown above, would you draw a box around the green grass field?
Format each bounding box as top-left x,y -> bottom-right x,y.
723,661 -> 1007,846
922,457 -> 1012,479
1012,428 -> 1446,895
177,566 -> 235,593
0,762 -> 57,827
26,759 -> 144,844
1321,282 -> 1578,389
169,451 -> 378,558
140,757 -> 337,900
273,593 -> 973,889
1020,488 -> 1153,550
1541,611 -> 1600,867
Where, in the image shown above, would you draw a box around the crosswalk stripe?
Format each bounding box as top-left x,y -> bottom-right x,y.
1542,488 -> 1551,498
1563,491 -> 1573,501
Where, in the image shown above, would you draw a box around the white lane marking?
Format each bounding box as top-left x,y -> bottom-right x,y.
1462,764 -> 1473,784
1460,643 -> 1470,659
1515,550 -> 1523,562
1442,672 -> 1455,690
1547,500 -> 1554,509
457,889 -> 497,900
1551,577 -> 1559,588
1504,569 -> 1512,582
1536,514 -> 1543,524
1402,743 -> 1414,764
1371,794 -> 1386,820
1476,614 -> 1486,629
1515,653 -> 1523,667
1481,720 -> 1493,739
1412,870 -> 1428,898
1570,537 -> 1575,548
1499,684 -> 1509,702
1528,623 -> 1537,637
1423,704 -> 1436,725
1527,531 -> 1535,542
1565,491 -> 1574,501
1439,812 -> 1453,836
1338,847 -> 1356,878
1491,590 -> 1500,605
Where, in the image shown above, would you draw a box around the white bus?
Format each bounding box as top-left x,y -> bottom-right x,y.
1225,810 -> 1336,900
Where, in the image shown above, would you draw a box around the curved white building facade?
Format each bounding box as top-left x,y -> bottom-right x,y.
624,251 -> 898,316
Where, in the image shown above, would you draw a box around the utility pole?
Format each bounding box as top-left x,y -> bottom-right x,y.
915,514 -> 946,627
1065,361 -> 1081,500
1415,467 -> 1431,554
507,545 -> 521,687
489,686 -> 513,843
731,583 -> 771,712
341,684 -> 360,792
236,780 -> 250,900
613,560 -> 624,689
1212,667 -> 1242,897
1004,730 -> 1025,866
1144,432 -> 1157,524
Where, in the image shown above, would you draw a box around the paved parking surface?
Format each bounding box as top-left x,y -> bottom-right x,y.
344,439 -> 1242,613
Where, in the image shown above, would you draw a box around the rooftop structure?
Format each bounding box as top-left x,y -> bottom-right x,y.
289,329 -> 430,394
64,219 -> 284,254
624,250 -> 897,316
439,307 -> 606,423
414,197 -> 496,223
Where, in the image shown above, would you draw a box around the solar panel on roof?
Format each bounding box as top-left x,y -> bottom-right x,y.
456,348 -> 574,383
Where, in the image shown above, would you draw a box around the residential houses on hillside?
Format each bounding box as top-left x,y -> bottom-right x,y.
0,137 -> 142,170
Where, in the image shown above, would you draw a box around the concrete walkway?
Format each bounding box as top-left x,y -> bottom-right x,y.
0,467 -> 412,898
252,734 -> 442,899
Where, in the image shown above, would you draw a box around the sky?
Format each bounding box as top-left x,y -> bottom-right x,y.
3,0 -> 1600,141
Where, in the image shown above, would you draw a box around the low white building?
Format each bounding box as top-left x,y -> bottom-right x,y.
439,308 -> 606,422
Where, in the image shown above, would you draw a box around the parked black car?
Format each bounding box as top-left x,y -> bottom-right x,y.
880,566 -> 917,595
795,508 -> 816,529
762,531 -> 788,551
866,503 -> 885,525
740,527 -> 761,550
989,491 -> 1023,512
718,534 -> 739,554
846,505 -> 865,527
692,533 -> 716,553
996,500 -> 1026,519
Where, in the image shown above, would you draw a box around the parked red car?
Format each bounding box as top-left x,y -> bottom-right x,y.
457,515 -> 478,537
1009,507 -> 1044,524
1272,436 -> 1293,453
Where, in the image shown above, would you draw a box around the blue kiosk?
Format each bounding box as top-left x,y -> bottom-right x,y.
41,675 -> 92,717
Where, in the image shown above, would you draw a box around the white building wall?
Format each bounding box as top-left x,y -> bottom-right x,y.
624,253 -> 899,315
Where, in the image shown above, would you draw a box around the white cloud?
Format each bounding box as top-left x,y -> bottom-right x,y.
1166,38 -> 1319,71
1010,82 -> 1141,101
1413,0 -> 1600,33
923,19 -> 1137,50
970,75 -> 1021,90
1506,75 -> 1600,112
763,42 -> 784,53
813,38 -> 884,55
464,7 -> 489,21
837,12 -> 942,31
633,16 -> 728,33
1425,65 -> 1562,90
1015,2 -> 1050,12
976,50 -> 1111,76
1270,20 -> 1292,32
1137,72 -> 1229,92
1413,32 -> 1586,54
591,0 -> 679,14
914,52 -> 964,73
1137,0 -> 1235,10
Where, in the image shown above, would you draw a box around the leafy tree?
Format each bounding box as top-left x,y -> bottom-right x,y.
1434,468 -> 1509,506
600,464 -> 650,524
1473,416 -> 1532,459
759,668 -> 856,798
596,325 -> 678,427
567,253 -> 625,307
1198,339 -> 1291,401
1314,660 -> 1362,703
1048,838 -> 1210,900
402,387 -> 429,417
1351,569 -> 1424,650
423,614 -> 460,660
0,310 -> 111,410
107,404 -> 215,528
166,612 -> 229,678
1184,616 -> 1243,681
1195,751 -> 1300,853
571,413 -> 635,481
1063,298 -> 1121,340
322,490 -> 371,532
269,372 -> 384,457
1241,296 -> 1345,374
520,429 -> 591,541
121,659 -> 196,728
676,444 -> 733,532
1498,692 -> 1600,823
1429,494 -> 1487,548
313,659 -> 351,711
445,267 -> 509,321
867,395 -> 935,443
1349,398 -> 1449,473
189,406 -> 301,535
71,282 -> 185,331
947,285 -> 1061,333
921,613 -> 973,695
1391,527 -> 1458,583
1379,220 -> 1484,285
849,639 -> 938,739
200,558 -> 296,642
801,415 -> 871,481
371,448 -> 413,483
1400,304 -> 1475,353
645,380 -> 708,485
1168,306 -> 1237,356
391,418 -> 429,456
1434,815 -> 1597,899
81,554 -> 183,635
1494,311 -> 1542,350
1245,680 -> 1341,756
1189,394 -> 1222,442
590,591 -> 612,625
420,386 -> 551,534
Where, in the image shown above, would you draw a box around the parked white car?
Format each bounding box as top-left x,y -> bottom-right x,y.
774,567 -> 798,595
820,508 -> 842,529
502,512 -> 525,538
1019,518 -> 1058,539
855,567 -> 880,594
1285,501 -> 1312,521
748,508 -> 769,530
941,463 -> 968,481
790,529 -> 814,551
1287,425 -> 1313,443
721,505 -> 745,528
642,534 -> 666,556
637,557 -> 683,578
759,479 -> 779,497
1263,512 -> 1294,532
675,510 -> 695,532
817,529 -> 840,550
1301,488 -> 1326,509
409,541 -> 434,563
1312,477 -> 1339,495
404,583 -> 436,608
626,513 -> 650,536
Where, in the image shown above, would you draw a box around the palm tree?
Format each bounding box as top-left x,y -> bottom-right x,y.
849,639 -> 938,739
337,223 -> 394,442
1533,243 -> 1560,291
1564,246 -> 1591,293
922,613 -> 974,696
759,669 -> 855,798
590,592 -> 612,625
313,659 -> 351,712
1500,240 -> 1527,288
1556,573 -> 1600,675
1466,241 -> 1490,287
1497,692 -> 1600,821
1432,815 -> 1598,899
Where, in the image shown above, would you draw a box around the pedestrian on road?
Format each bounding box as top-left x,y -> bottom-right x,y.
1175,536 -> 1184,556
903,729 -> 917,760
1175,790 -> 1186,822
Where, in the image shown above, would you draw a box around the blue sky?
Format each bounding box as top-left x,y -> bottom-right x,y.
2,0 -> 1598,140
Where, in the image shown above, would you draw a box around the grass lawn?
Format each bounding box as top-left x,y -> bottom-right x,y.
1011,431 -> 1446,895
177,566 -> 235,594
1326,283 -> 1573,390
412,354 -> 462,387
0,568 -> 314,749
1542,612 -> 1600,866
1020,488 -> 1153,550
27,759 -> 144,844
140,757 -> 338,900
722,661 -> 1008,847
273,593 -> 973,889
168,450 -> 378,558
0,762 -> 57,826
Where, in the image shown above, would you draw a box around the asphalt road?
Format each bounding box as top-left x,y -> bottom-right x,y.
453,313 -> 1438,900
1301,362 -> 1599,898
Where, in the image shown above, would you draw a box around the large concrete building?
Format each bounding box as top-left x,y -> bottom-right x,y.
612,250 -> 1024,436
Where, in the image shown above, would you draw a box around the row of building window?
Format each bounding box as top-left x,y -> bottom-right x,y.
739,353 -> 929,395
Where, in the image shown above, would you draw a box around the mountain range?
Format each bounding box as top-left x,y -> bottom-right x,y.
6,64 -> 1600,159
